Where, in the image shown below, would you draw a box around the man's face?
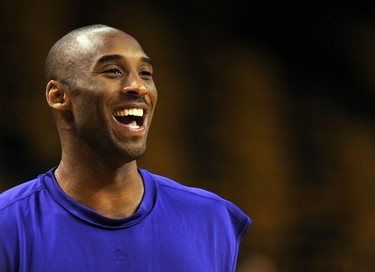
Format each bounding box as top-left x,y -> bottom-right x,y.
66,29 -> 157,165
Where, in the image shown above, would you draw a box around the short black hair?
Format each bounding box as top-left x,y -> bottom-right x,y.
44,24 -> 113,87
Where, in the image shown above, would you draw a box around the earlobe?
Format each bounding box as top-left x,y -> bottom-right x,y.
46,80 -> 71,110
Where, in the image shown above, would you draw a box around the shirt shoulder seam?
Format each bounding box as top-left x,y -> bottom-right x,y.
157,180 -> 249,226
0,185 -> 45,212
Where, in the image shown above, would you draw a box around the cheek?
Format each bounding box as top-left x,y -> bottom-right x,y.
71,92 -> 104,122
148,84 -> 158,104
152,91 -> 158,105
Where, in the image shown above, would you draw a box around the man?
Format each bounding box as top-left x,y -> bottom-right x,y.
0,24 -> 251,271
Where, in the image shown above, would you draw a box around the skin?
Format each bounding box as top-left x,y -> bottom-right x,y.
45,26 -> 158,218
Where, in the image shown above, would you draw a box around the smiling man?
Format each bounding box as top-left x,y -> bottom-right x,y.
0,24 -> 251,271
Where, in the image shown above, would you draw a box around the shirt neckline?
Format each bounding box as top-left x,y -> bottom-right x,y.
41,168 -> 157,229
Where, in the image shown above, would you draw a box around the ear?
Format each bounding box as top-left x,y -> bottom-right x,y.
46,80 -> 71,111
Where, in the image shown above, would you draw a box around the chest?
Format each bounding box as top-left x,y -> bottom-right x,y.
15,213 -> 235,272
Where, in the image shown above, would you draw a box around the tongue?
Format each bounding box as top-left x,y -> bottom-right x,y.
116,116 -> 139,129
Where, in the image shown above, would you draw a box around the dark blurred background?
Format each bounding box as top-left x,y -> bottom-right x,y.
1,1 -> 375,271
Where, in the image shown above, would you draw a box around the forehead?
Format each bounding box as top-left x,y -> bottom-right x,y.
75,29 -> 147,63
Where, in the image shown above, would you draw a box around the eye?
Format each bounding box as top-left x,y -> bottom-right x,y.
139,70 -> 152,78
104,68 -> 122,75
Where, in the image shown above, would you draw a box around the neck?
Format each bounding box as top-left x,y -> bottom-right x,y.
55,155 -> 144,219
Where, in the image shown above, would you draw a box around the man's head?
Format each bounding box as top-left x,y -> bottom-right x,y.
45,25 -> 158,166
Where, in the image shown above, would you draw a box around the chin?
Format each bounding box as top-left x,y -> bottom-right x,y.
121,142 -> 147,161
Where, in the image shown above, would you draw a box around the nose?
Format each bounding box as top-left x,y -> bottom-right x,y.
122,72 -> 148,97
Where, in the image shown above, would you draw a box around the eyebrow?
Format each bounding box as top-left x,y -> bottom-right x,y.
97,54 -> 153,65
97,54 -> 123,63
141,57 -> 153,65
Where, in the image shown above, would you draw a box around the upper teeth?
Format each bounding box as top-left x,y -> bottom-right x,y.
114,108 -> 144,117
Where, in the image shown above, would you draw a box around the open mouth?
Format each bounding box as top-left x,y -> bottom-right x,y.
113,108 -> 144,129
